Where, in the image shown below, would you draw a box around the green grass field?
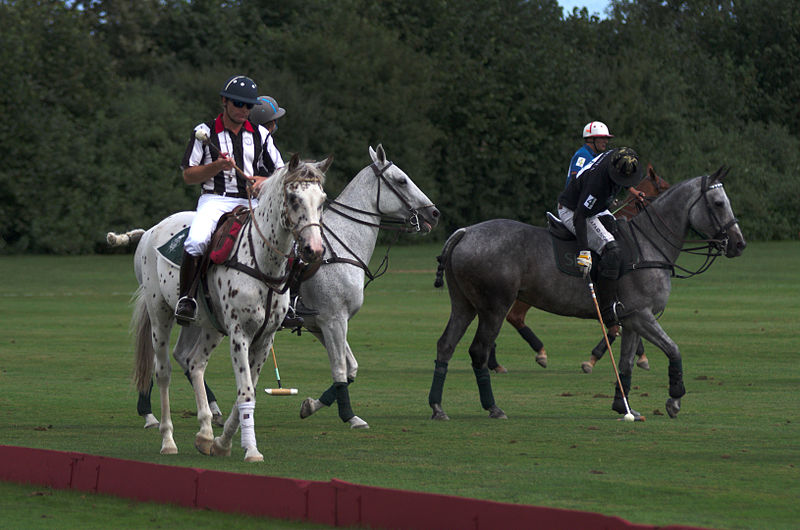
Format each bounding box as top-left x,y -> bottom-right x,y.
1,241 -> 798,529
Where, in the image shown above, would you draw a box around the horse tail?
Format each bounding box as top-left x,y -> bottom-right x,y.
131,287 -> 154,393
434,228 -> 467,288
107,228 -> 145,248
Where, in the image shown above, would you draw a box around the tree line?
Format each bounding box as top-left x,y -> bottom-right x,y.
1,0 -> 797,254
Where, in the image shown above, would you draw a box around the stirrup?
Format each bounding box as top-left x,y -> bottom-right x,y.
601,300 -> 626,325
291,295 -> 319,317
175,296 -> 198,326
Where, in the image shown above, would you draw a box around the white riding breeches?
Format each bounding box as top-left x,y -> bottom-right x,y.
184,194 -> 255,256
558,205 -> 615,254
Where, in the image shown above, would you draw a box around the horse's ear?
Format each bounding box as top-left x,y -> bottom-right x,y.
369,144 -> 386,165
719,166 -> 731,182
316,155 -> 334,174
709,165 -> 726,182
288,153 -> 301,172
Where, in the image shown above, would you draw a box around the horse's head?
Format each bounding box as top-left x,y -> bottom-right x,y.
368,145 -> 440,233
281,153 -> 330,263
688,166 -> 746,258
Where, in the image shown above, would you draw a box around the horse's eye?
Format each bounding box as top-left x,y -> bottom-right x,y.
714,200 -> 724,208
396,177 -> 408,187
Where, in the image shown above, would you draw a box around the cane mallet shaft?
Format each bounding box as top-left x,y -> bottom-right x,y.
587,278 -> 633,416
195,130 -> 252,184
265,346 -> 297,396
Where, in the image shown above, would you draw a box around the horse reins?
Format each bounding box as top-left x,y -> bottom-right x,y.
319,159 -> 434,286
324,161 -> 436,233
628,174 -> 738,278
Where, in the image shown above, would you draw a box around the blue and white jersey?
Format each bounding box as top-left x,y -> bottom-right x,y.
566,144 -> 598,188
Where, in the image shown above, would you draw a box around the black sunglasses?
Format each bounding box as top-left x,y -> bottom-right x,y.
230,100 -> 254,109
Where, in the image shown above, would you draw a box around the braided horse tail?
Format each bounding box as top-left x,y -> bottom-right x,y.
106,228 -> 145,248
433,228 -> 467,288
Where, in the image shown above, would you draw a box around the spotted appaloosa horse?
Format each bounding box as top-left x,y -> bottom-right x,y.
128,154 -> 328,462
430,167 -> 744,421
495,165 -> 670,373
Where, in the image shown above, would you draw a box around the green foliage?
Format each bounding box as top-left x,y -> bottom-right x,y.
0,0 -> 798,253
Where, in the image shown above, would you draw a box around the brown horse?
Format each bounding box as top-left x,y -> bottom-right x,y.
490,164 -> 670,373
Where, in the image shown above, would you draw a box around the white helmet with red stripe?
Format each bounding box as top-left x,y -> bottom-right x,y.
582,121 -> 614,139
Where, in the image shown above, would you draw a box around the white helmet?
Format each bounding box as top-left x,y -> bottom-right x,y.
582,121 -> 614,139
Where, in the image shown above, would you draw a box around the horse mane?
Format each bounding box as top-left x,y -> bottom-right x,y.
256,157 -> 326,201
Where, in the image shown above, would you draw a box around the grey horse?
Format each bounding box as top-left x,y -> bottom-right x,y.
298,145 -> 439,428
429,167 -> 745,421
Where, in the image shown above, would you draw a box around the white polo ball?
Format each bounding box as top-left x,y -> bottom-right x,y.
624,413 -> 635,422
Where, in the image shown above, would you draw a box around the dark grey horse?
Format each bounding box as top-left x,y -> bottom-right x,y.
429,167 -> 745,420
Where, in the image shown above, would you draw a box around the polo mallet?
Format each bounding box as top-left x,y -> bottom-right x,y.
195,130 -> 252,184
586,276 -> 637,422
264,346 -> 297,396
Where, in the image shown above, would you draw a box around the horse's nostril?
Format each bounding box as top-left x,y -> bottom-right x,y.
432,209 -> 440,218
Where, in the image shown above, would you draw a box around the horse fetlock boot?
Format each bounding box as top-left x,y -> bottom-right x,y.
175,251 -> 202,326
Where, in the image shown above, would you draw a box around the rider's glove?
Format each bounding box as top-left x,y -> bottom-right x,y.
577,250 -> 592,276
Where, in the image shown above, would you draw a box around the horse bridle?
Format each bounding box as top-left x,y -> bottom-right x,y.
630,174 -> 738,278
318,160 -> 435,286
689,175 -> 739,251
324,160 -> 435,233
244,172 -> 325,260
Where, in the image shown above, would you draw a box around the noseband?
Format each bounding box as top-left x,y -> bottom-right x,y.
688,175 -> 739,253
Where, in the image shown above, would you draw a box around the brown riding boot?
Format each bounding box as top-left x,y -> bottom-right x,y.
175,251 -> 201,326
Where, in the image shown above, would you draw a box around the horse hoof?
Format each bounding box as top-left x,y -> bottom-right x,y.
160,442 -> 178,455
348,416 -> 369,429
488,405 -> 508,419
430,404 -> 450,421
636,358 -> 650,370
581,361 -> 593,374
666,398 -> 681,418
195,434 -> 213,456
300,398 -> 322,419
211,437 -> 231,457
535,352 -> 547,368
143,414 -> 159,429
492,365 -> 508,374
243,447 -> 264,462
211,413 -> 225,427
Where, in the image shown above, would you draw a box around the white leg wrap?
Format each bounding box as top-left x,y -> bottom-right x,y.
238,401 -> 256,449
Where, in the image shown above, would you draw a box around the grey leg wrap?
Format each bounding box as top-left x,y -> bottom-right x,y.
428,360 -> 448,406
668,359 -> 686,398
137,378 -> 153,416
472,365 -> 495,410
334,382 -> 354,422
635,338 -> 645,357
591,334 -> 615,360
517,326 -> 544,352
